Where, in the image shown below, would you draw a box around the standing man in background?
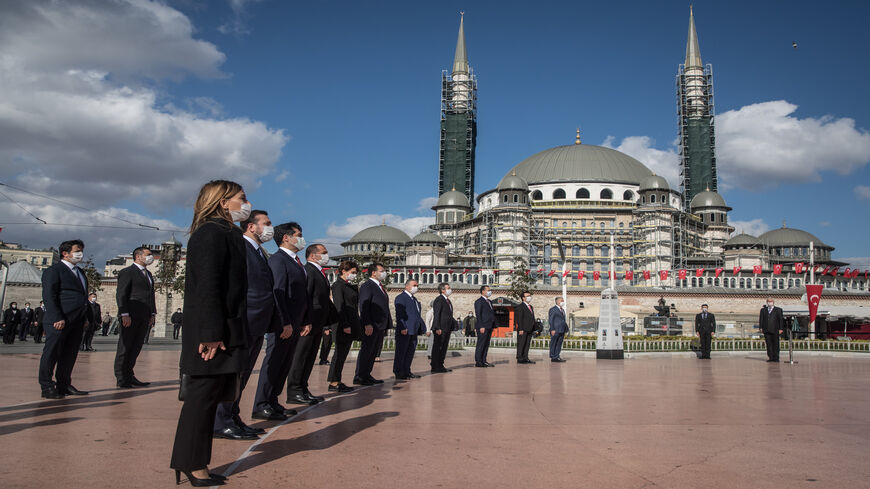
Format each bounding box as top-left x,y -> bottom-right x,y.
20,302 -> 35,342
759,297 -> 784,362
394,278 -> 424,379
430,282 -> 455,373
695,304 -> 716,360
170,308 -> 183,340
474,286 -> 495,368
354,263 -> 391,385
2,302 -> 21,344
101,311 -> 111,336
80,293 -> 101,351
33,301 -> 45,343
114,246 -> 156,388
514,291 -> 536,364
548,297 -> 567,363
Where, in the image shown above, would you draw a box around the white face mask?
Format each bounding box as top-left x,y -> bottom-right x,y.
557,302 -> 563,308
346,273 -> 357,281
144,254 -> 155,266
69,251 -> 84,264
445,289 -> 452,296
317,253 -> 329,266
485,290 -> 492,298
410,286 -> 419,295
524,296 -> 532,303
294,235 -> 307,250
379,270 -> 388,280
230,202 -> 252,222
258,225 -> 274,243
767,302 -> 774,308
702,308 -> 708,313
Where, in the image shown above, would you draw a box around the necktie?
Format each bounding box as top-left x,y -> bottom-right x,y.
295,256 -> 303,268
74,267 -> 86,291
142,268 -> 151,286
560,307 -> 564,316
380,283 -> 387,296
703,313 -> 706,319
321,268 -> 327,278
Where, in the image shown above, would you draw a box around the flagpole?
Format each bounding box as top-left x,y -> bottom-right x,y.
809,241 -> 814,285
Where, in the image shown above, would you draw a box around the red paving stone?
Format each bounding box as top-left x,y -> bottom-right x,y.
1,347 -> 869,488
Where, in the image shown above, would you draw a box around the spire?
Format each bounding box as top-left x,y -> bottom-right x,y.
685,5 -> 703,68
575,128 -> 581,145
452,12 -> 469,74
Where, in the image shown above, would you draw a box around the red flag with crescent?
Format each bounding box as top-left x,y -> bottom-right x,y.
773,264 -> 783,275
577,270 -> 585,280
794,262 -> 804,274
659,270 -> 669,281
821,266 -> 830,276
625,270 -> 634,280
420,269 -> 427,274
562,269 -> 570,277
548,270 -> 556,277
733,266 -> 742,275
678,269 -> 687,280
695,268 -> 704,277
714,267 -> 723,278
643,270 -> 651,280
830,267 -> 839,277
852,269 -> 860,278
752,265 -> 762,275
806,284 -> 823,323
593,271 -> 600,281
525,270 -> 530,276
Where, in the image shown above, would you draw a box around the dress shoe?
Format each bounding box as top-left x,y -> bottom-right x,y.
233,417 -> 266,435
318,360 -> 330,365
352,376 -> 364,385
395,375 -> 409,380
214,426 -> 258,441
41,387 -> 65,399
303,390 -> 325,402
551,358 -> 566,363
408,373 -> 421,378
431,368 -> 449,373
251,407 -> 287,421
273,404 -> 297,416
475,363 -> 487,368
333,383 -> 354,392
484,363 -> 495,368
286,393 -> 318,405
130,377 -> 151,387
175,469 -> 225,487
209,473 -> 227,481
369,378 -> 384,384
62,385 -> 89,395
117,381 -> 134,389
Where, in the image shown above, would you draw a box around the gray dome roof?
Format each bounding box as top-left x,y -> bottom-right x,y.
497,172 -> 529,191
410,231 -> 446,244
690,190 -> 728,209
435,190 -> 470,208
725,233 -> 760,248
343,225 -> 411,245
504,144 -> 653,185
6,261 -> 43,284
639,174 -> 670,191
759,227 -> 831,249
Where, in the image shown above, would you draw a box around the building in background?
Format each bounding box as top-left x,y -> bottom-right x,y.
0,241 -> 58,270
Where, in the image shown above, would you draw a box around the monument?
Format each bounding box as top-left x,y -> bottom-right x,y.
596,234 -> 624,359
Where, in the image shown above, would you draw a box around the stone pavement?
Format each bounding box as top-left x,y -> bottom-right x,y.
1,341 -> 869,488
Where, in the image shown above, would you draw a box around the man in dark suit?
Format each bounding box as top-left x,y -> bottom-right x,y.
474,286 -> 495,367
548,297 -> 568,362
252,221 -> 307,420
394,279 -> 425,379
80,293 -> 101,351
33,301 -> 45,343
318,329 -> 332,365
285,243 -> 332,405
515,291 -> 536,364
170,308 -> 183,339
20,302 -> 35,341
114,247 -> 157,388
695,303 -> 716,360
759,297 -> 784,362
430,282 -> 455,373
355,263 -> 391,385
2,302 -> 21,344
215,210 -> 278,440
37,239 -> 93,399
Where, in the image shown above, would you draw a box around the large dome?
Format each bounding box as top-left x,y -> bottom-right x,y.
758,227 -> 831,249
343,225 -> 411,246
503,144 -> 653,185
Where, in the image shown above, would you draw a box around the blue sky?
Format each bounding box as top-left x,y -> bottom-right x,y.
0,0 -> 868,267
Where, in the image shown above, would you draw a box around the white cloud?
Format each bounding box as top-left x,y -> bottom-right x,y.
326,214 -> 435,243
416,196 -> 438,213
218,0 -> 263,36
601,135 -> 680,188
717,101 -> 870,189
840,258 -> 870,271
274,170 -> 290,183
855,185 -> 870,201
729,218 -> 770,237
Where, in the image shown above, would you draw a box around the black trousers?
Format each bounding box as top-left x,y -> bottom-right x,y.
34,322 -> 44,342
355,329 -> 384,380
101,322 -> 110,336
38,318 -> 85,390
81,323 -> 96,349
516,331 -> 532,361
172,324 -> 182,339
475,328 -> 492,364
215,334 -> 264,430
18,321 -> 29,341
699,332 -> 712,358
253,332 -> 298,412
375,334 -> 384,359
286,327 -> 322,397
763,332 -> 780,361
170,373 -> 234,472
319,332 -> 332,363
327,338 -> 353,383
3,323 -> 18,343
430,329 -> 452,370
393,333 -> 418,376
114,315 -> 149,383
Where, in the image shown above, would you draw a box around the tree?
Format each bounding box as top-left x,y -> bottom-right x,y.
343,248 -> 395,287
507,256 -> 537,301
154,257 -> 185,296
82,255 -> 102,293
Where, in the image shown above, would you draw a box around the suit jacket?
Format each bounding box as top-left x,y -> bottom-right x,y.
474,296 -> 495,330
3,308 -> 21,327
20,307 -> 35,328
359,278 -> 392,331
514,302 -> 536,332
548,305 -> 568,334
305,262 -> 337,332
34,306 -> 45,326
395,291 -> 425,335
171,311 -> 184,325
759,306 -> 784,334
115,264 -> 156,321
331,279 -> 361,340
179,218 -> 248,375
695,312 -> 716,334
244,240 -> 281,337
269,249 -> 311,330
88,302 -> 102,327
431,294 -> 454,333
41,261 -> 92,326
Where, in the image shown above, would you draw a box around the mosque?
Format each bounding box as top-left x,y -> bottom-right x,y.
339,10 -> 868,296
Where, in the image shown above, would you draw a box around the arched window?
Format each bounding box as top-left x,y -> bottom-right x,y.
600,189 -> 613,200
650,194 -> 657,203
740,278 -> 745,288
642,195 -> 646,204
553,188 -> 566,199
599,222 -> 605,229
531,190 -> 543,200
513,194 -> 518,203
691,277 -> 697,287
586,245 -> 594,257
503,194 -> 509,203
576,188 -> 590,199
623,190 -> 633,201
619,222 -> 624,228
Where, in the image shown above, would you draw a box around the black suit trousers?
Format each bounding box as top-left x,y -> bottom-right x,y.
516,332 -> 532,361
327,338 -> 353,383
215,334 -> 264,429
355,329 -> 383,380
699,332 -> 712,358
253,332 -> 298,411
38,317 -> 85,390
393,333 -> 417,376
287,327 -> 322,396
114,314 -> 150,382
763,332 -> 780,361
430,329 -> 452,370
170,373 -> 234,471
319,333 -> 332,362
475,328 -> 492,364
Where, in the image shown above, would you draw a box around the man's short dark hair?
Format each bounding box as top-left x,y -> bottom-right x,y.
405,278 -> 417,286
438,282 -> 450,292
24,302 -> 30,306
480,285 -> 489,293
59,239 -> 84,255
701,303 -> 708,307
521,290 -> 531,297
89,293 -> 97,298
273,222 -> 301,247
133,246 -> 149,259
368,262 -> 384,276
305,243 -> 325,258
9,302 -> 17,307
240,210 -> 268,233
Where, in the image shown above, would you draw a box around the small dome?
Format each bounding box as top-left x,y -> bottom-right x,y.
690,190 -> 728,209
434,190 -> 470,208
410,231 -> 446,244
342,225 -> 411,246
725,233 -> 760,248
759,227 -> 831,249
639,174 -> 670,191
497,172 -> 529,191
6,261 -> 43,284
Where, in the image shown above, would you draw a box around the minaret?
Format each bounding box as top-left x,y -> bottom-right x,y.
677,6 -> 717,209
438,12 -> 478,204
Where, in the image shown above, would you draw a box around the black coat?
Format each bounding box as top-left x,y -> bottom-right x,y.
431,294 -> 454,333
359,279 -> 392,331
179,218 -> 248,376
20,307 -> 35,328
305,263 -> 337,332
474,296 -> 495,330
41,261 -> 93,326
331,279 -> 362,341
514,302 -> 536,332
3,307 -> 21,327
116,264 -> 156,320
34,306 -> 45,327
171,311 -> 184,326
268,249 -> 311,329
88,302 -> 102,326
243,239 -> 281,337
695,312 -> 716,334
759,306 -> 784,334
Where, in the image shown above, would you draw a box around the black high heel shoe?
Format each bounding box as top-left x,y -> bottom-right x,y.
175,469 -> 225,486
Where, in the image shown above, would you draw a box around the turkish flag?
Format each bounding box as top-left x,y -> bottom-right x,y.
794,262 -> 804,274
593,271 -> 600,281
448,269 -> 454,274
806,284 -> 824,323
548,270 -> 556,277
752,265 -> 762,275
420,269 -> 427,273
643,270 -> 651,280
714,267 -> 723,278
830,267 -> 839,277
813,265 -> 822,274
463,269 -> 469,274
843,268 -> 851,277
678,269 -> 687,280
538,268 -> 545,273
391,269 -> 399,273
659,270 -> 669,280
773,264 -> 783,275
695,268 -> 704,277
625,270 -> 634,280
525,270 -> 530,275
363,268 -> 369,273
562,269 -> 570,277
852,269 -> 860,278
577,270 -> 585,280
733,266 -> 742,275
821,266 -> 830,276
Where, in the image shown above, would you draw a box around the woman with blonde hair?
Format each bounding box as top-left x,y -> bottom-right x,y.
170,180 -> 251,486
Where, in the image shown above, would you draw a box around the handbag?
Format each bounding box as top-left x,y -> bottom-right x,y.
178,373 -> 240,402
